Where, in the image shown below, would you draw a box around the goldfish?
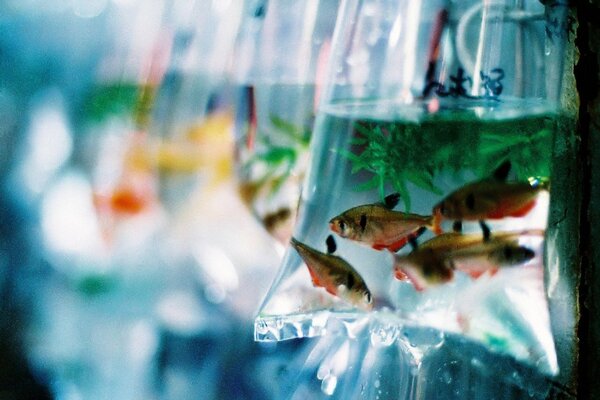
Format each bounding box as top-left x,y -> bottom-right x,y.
432,161 -> 549,234
393,230 -> 540,290
329,193 -> 433,252
290,235 -> 373,310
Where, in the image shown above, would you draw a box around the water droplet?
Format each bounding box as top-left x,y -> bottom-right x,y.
321,375 -> 338,395
470,358 -> 483,369
374,379 -> 381,388
317,365 -> 329,380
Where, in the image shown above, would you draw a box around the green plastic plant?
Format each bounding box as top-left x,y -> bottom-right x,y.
340,112 -> 555,211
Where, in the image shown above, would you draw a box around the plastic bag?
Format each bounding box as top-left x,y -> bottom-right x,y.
255,0 -> 569,381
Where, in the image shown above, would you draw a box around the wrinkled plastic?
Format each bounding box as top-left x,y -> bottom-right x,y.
231,0 -> 341,244
255,0 -> 569,383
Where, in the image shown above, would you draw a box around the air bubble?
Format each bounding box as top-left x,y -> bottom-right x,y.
321,375 -> 337,395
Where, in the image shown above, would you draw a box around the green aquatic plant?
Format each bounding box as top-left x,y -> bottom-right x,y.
340,122 -> 443,212
244,114 -> 313,197
340,112 -> 555,211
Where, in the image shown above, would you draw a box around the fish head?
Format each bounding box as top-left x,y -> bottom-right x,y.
329,215 -> 358,239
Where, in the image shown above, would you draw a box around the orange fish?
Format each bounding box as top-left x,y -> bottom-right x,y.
393,230 -> 539,290
432,161 -> 549,234
329,193 -> 433,252
290,236 -> 373,310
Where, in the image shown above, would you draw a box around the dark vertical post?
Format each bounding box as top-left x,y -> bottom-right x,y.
575,1 -> 600,399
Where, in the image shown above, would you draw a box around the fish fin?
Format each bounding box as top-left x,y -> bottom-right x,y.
492,160 -> 511,181
408,236 -> 419,251
360,214 -> 367,232
326,235 -> 337,254
508,200 -> 537,217
306,265 -> 323,287
389,227 -> 427,252
393,268 -> 410,281
489,268 -> 499,276
468,270 -> 486,279
452,221 -> 463,232
402,267 -> 426,291
387,237 -> 409,252
372,243 -> 387,251
383,193 -> 401,209
479,220 -> 491,241
324,285 -> 337,296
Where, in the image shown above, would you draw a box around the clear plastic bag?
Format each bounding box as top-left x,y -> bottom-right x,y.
255,0 -> 569,383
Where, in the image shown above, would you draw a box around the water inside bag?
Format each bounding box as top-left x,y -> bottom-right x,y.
256,97 -> 559,380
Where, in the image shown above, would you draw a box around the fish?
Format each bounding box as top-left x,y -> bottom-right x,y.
329,193 -> 433,252
432,161 -> 549,234
393,230 -> 540,290
393,246 -> 454,291
443,235 -> 536,279
290,235 -> 373,310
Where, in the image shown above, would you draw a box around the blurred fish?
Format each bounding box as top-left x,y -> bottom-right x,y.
156,111 -> 233,182
290,235 -> 373,310
93,131 -> 156,217
329,193 -> 433,252
441,235 -> 536,279
393,246 -> 454,292
393,230 -> 540,290
432,161 -> 549,234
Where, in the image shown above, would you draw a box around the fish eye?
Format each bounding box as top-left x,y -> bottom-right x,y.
439,202 -> 446,215
365,292 -> 372,304
339,220 -> 346,232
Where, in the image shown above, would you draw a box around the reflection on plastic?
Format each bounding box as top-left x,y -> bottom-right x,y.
279,316 -> 553,399
255,0 -> 568,390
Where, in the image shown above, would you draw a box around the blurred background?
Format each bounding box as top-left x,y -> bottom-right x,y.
0,1 -> 321,398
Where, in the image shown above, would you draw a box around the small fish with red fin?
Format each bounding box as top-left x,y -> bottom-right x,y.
393,230 -> 539,290
432,161 -> 549,234
290,235 -> 373,310
329,193 -> 433,252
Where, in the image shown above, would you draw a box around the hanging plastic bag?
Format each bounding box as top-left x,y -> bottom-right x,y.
255,0 -> 569,382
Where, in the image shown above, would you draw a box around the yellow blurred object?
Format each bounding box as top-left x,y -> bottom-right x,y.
155,111 -> 234,186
